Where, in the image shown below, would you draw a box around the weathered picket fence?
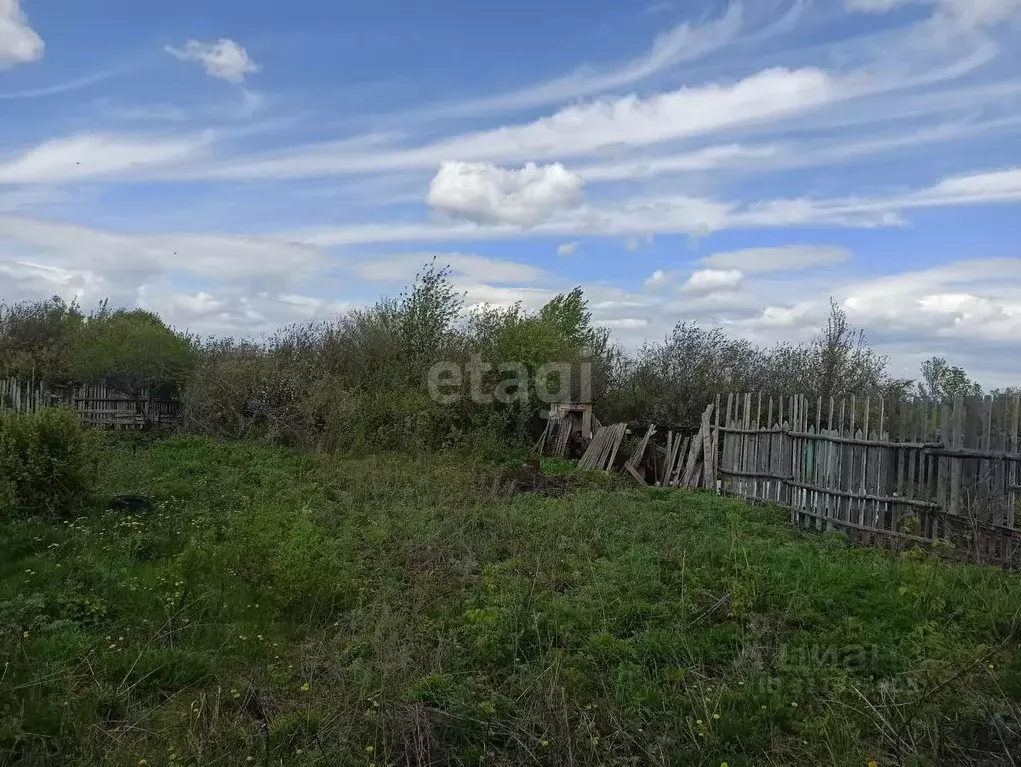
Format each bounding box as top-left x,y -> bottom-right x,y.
715,392 -> 1021,566
0,377 -> 180,428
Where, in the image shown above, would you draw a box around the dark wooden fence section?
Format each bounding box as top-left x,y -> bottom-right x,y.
716,392 -> 1021,566
1,377 -> 180,428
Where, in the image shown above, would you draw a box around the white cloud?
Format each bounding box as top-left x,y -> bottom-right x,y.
845,0 -> 920,12
700,245 -> 851,272
599,317 -> 651,329
426,161 -> 583,226
351,252 -> 545,283
577,143 -> 781,182
165,38 -> 260,83
684,268 -> 744,293
430,67 -> 834,164
909,167 -> 1021,206
644,269 -> 676,289
285,163 -> 1021,248
557,241 -> 578,257
0,216 -> 325,287
0,0 -> 43,66
936,0 -> 1021,27
840,258 -> 1021,344
438,3 -> 745,116
199,67 -> 835,181
0,132 -> 213,184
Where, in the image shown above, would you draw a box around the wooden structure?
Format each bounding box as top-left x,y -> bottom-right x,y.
656,403 -> 717,489
578,422 -> 628,471
537,402 -> 598,457
714,392 -> 1021,566
0,377 -> 180,428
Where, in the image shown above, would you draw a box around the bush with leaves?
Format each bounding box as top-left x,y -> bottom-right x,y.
0,297 -> 84,384
72,306 -> 195,396
0,407 -> 101,519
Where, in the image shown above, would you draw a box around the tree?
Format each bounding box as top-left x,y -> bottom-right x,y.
0,296 -> 83,383
73,307 -> 195,395
812,299 -> 899,400
918,357 -> 983,401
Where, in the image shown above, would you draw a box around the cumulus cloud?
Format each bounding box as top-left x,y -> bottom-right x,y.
644,269 -> 676,289
683,268 -> 744,293
166,38 -> 260,83
0,0 -> 43,66
426,161 -> 583,226
700,245 -> 851,273
557,241 -> 579,257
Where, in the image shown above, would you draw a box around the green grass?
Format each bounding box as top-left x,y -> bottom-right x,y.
2,436 -> 1020,765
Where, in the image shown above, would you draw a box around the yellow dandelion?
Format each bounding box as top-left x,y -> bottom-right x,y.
366,745 -> 375,753
300,682 -> 310,692
712,713 -> 721,720
790,701 -> 798,708
540,739 -> 549,748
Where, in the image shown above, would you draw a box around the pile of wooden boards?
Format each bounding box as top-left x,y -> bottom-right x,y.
623,424 -> 657,484
578,422 -> 628,470
536,416 -> 573,457
548,403 -> 719,489
658,403 -> 716,489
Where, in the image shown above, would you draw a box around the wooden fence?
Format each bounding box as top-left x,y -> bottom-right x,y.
714,392 -> 1021,566
0,377 -> 180,428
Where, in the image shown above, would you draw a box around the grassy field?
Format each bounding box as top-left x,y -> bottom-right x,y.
2,436 -> 1020,766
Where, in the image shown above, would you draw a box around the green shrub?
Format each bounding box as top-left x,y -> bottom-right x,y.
0,407 -> 100,518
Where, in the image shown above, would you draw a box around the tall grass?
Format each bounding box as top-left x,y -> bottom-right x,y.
1,436 -> 1019,764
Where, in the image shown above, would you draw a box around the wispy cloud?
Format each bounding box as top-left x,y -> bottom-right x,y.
0,132 -> 214,184
0,70 -> 116,99
700,245 -> 851,272
432,3 -> 745,117
165,38 -> 260,83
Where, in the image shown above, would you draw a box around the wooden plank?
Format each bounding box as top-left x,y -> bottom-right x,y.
949,395 -> 965,515
866,429 -> 881,537
765,396 -> 775,500
682,406 -> 712,487
781,419 -> 792,509
702,406 -> 715,490
1007,395 -> 1020,563
606,423 -> 627,471
784,477 -> 942,509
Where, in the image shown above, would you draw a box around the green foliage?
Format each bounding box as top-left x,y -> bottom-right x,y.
0,407 -> 101,519
919,356 -> 984,401
1,437 -> 1020,764
182,263 -> 614,452
0,296 -> 84,383
73,305 -> 195,394
605,299 -> 913,428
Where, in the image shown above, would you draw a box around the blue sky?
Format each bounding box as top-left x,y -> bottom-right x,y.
1,0 -> 1020,385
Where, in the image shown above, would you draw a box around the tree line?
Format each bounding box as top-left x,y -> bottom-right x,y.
1,261 -> 1010,452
